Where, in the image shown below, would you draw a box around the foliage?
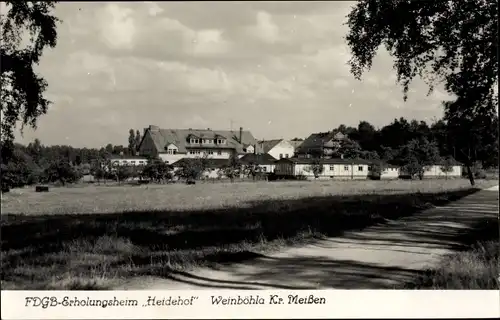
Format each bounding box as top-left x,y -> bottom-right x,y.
116,166 -> 134,183
346,0 -> 498,186
44,160 -> 81,185
440,156 -> 456,178
396,138 -> 441,180
222,154 -> 241,182
175,157 -> 207,181
0,1 -> 61,152
128,129 -> 136,155
308,159 -> 325,178
142,158 -> 173,183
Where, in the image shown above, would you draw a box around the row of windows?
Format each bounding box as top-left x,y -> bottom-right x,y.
190,138 -> 226,144
112,160 -> 146,165
188,150 -> 223,155
327,165 -> 364,171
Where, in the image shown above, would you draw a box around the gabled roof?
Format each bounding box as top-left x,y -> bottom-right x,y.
144,127 -> 260,154
239,153 -> 277,165
259,139 -> 283,153
297,132 -> 348,153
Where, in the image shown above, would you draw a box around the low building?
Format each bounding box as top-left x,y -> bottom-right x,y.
108,155 -> 148,167
275,157 -> 372,180
239,153 -> 278,173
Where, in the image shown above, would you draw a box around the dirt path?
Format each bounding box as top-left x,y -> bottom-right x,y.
116,187 -> 499,290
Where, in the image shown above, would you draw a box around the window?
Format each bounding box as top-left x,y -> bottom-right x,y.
358,166 -> 363,171
344,165 -> 349,171
285,154 -> 289,158
139,161 -> 144,164
217,151 -> 222,155
368,166 -> 372,171
279,154 -> 283,159
208,151 -> 214,155
262,167 -> 267,172
329,165 -> 335,170
167,148 -> 177,154
131,161 -> 136,164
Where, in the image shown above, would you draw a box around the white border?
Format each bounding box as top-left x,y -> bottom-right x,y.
1,290 -> 499,319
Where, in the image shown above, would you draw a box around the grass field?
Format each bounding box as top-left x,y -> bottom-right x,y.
1,179 -> 498,289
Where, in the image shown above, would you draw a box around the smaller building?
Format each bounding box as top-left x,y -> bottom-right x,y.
108,155 -> 148,167
275,157 -> 373,180
258,139 -> 295,160
239,153 -> 278,173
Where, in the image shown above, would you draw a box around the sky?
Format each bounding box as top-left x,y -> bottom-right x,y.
12,1 -> 451,148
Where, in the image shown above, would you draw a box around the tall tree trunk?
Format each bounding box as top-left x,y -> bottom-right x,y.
466,164 -> 475,186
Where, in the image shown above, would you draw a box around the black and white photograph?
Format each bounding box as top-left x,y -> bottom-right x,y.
1,0 -> 498,293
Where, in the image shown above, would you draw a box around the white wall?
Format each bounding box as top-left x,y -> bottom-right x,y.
379,167 -> 400,179
110,159 -> 147,166
268,140 -> 295,160
159,149 -> 233,164
276,162 -> 369,179
424,165 -> 462,177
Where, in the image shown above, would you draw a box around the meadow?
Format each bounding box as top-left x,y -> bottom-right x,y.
1,179 -> 498,289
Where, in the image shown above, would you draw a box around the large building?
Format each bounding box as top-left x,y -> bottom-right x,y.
137,125 -> 262,164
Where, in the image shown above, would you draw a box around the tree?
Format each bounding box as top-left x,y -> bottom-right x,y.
44,160 -> 81,185
135,130 -> 141,151
396,138 -> 441,180
444,100 -> 498,185
116,166 -> 133,184
223,153 -> 241,182
128,129 -> 136,155
1,2 -> 61,159
440,156 -> 455,179
346,0 -> 498,185
308,159 -> 324,179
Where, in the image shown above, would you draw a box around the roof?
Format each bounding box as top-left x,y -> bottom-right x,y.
239,153 -> 277,165
289,140 -> 304,149
171,158 -> 231,168
144,127 -> 261,154
258,139 -> 283,153
297,132 -> 343,152
276,157 -> 373,165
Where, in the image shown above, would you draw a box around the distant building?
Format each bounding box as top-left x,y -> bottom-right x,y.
137,125 -> 262,164
239,153 -> 278,173
108,154 -> 148,167
295,132 -> 347,158
258,139 -> 295,160
274,157 -> 372,180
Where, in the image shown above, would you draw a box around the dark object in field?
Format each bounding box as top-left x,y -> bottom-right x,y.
35,185 -> 49,192
186,180 -> 196,185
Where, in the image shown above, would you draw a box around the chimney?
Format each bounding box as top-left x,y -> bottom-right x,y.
239,127 -> 243,143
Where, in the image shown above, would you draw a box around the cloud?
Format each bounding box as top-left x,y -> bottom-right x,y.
14,2 -> 453,147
